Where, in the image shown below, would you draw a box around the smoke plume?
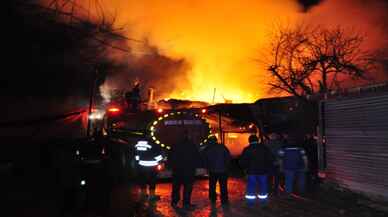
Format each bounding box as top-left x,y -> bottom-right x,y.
303,0 -> 388,80
99,43 -> 190,102
56,0 -> 388,103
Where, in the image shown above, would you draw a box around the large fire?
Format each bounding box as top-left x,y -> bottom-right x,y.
42,0 -> 388,103
62,0 -> 302,103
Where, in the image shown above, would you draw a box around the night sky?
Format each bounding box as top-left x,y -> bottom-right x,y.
3,0 -> 388,118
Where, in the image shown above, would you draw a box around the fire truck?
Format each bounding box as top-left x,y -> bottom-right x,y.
102,101 -> 211,178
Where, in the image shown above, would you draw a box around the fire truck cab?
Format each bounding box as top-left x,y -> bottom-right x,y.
102,103 -> 210,178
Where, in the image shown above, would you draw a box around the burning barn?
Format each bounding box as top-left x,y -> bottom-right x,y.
203,98 -> 318,156
204,104 -> 257,157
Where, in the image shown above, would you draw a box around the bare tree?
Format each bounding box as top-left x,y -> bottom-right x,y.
264,24 -> 376,99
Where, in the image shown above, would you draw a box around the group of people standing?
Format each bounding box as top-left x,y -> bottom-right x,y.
241,133 -> 318,207
134,131 -> 319,210
168,133 -> 231,209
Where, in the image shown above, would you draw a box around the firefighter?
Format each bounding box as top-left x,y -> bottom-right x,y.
278,137 -> 308,196
134,140 -> 163,201
240,135 -> 274,207
168,131 -> 201,210
203,135 -> 231,205
265,133 -> 283,196
303,133 -> 319,192
125,83 -> 141,112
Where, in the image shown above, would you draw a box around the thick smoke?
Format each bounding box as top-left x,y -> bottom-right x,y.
74,0 -> 388,103
91,0 -> 302,102
297,0 -> 324,12
100,43 -> 190,102
303,0 -> 388,81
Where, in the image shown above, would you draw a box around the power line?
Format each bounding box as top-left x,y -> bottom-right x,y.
0,110 -> 86,128
19,0 -> 144,54
16,1 -> 172,56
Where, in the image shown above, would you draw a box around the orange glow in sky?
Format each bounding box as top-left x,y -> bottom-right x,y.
43,0 -> 387,103
89,0 -> 301,103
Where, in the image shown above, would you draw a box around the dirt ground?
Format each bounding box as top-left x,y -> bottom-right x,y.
5,173 -> 386,217
135,178 -> 388,217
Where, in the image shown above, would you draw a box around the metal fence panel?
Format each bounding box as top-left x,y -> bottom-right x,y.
324,94 -> 388,199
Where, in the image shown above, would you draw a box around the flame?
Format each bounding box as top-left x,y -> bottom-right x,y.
74,0 -> 301,103
41,0 -> 388,103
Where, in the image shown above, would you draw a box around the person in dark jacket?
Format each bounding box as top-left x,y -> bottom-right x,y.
265,133 -> 283,196
240,135 -> 274,206
203,135 -> 231,205
278,138 -> 308,195
302,134 -> 319,192
125,83 -> 141,112
168,131 -> 201,209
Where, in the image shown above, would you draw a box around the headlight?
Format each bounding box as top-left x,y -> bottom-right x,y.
89,110 -> 105,120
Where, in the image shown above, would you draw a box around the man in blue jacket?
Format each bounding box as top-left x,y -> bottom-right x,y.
240,135 -> 274,206
203,135 -> 231,205
278,138 -> 308,195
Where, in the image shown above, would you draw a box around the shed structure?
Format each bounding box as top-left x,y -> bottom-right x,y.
320,90 -> 388,200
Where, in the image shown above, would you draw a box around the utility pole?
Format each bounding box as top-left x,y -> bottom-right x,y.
86,67 -> 98,137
